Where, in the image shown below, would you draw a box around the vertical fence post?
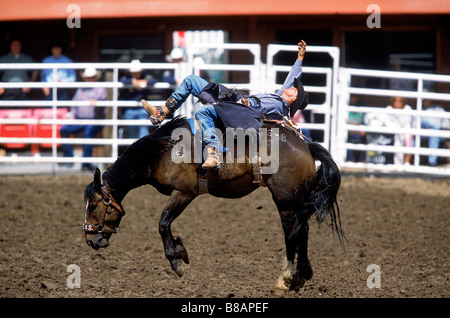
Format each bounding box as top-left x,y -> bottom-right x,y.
111,66 -> 119,161
51,66 -> 58,167
329,47 -> 340,155
414,78 -> 423,168
1,56 -> 450,176
335,67 -> 351,166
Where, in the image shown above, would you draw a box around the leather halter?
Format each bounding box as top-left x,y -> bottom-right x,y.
83,186 -> 126,234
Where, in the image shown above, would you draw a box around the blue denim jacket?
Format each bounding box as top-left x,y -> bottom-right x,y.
249,59 -> 303,119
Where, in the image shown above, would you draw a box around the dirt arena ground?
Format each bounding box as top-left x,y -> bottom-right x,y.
0,172 -> 449,298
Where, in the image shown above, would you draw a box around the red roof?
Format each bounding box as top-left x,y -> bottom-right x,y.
2,0 -> 449,21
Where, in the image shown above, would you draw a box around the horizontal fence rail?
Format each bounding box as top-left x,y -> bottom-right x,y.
336,67 -> 450,176
1,44 -> 449,177
0,62 -> 176,167
267,44 -> 340,151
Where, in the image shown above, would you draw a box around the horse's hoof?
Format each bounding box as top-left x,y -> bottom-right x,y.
272,282 -> 289,297
290,279 -> 305,292
174,266 -> 184,277
171,259 -> 185,277
272,277 -> 290,294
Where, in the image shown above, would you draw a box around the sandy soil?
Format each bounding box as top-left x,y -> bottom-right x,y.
0,173 -> 449,298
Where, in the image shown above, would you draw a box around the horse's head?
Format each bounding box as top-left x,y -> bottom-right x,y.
83,168 -> 125,250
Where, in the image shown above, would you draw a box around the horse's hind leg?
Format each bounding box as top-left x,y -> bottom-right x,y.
271,198 -> 298,292
291,221 -> 313,291
159,190 -> 195,277
271,192 -> 313,293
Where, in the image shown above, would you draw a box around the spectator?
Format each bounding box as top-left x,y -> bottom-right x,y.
59,67 -> 107,171
364,109 -> 393,164
385,96 -> 415,165
389,57 -> 416,91
164,49 -> 211,85
118,59 -> 153,138
347,95 -> 366,162
0,39 -> 38,101
164,48 -> 185,86
421,99 -> 450,166
291,110 -> 311,140
41,40 -> 76,101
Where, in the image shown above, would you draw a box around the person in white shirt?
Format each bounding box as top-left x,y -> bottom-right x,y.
385,97 -> 415,165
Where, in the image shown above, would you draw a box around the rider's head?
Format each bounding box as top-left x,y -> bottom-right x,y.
282,86 -> 298,106
284,78 -> 309,117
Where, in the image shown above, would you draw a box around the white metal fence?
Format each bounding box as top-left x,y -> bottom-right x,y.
1,43 -> 449,176
267,44 -> 340,150
336,68 -> 450,176
182,42 -> 263,117
0,62 -> 178,167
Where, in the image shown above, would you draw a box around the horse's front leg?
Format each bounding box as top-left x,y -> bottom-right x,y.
159,190 -> 195,277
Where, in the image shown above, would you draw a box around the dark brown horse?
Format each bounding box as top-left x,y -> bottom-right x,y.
83,116 -> 343,292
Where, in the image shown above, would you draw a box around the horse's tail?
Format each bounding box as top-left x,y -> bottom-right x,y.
302,142 -> 344,248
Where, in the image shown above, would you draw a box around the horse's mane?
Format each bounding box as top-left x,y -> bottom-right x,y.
102,116 -> 190,194
144,115 -> 190,143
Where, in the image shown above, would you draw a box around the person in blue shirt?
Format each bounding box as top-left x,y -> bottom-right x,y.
142,40 -> 308,169
421,99 -> 450,166
118,60 -> 154,139
59,67 -> 107,171
41,41 -> 76,101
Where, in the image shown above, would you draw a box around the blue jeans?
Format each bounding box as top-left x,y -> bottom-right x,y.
170,75 -> 209,109
44,89 -> 69,101
60,124 -> 104,160
421,118 -> 441,166
194,104 -> 220,149
123,108 -> 149,138
347,132 -> 366,162
171,75 -> 220,149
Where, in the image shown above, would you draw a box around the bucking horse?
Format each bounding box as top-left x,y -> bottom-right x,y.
83,115 -> 343,293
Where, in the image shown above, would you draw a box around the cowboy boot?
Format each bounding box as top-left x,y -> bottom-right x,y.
142,98 -> 176,125
202,148 -> 219,170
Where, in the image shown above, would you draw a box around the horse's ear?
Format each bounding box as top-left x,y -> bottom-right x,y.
93,167 -> 102,193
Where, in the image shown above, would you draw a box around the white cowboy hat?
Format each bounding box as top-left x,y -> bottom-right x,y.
165,47 -> 184,62
81,67 -> 101,79
129,59 -> 143,73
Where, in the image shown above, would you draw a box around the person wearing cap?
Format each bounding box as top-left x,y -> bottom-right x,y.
142,40 -> 308,169
119,59 -> 154,138
41,40 -> 76,101
166,47 -> 184,63
59,67 -> 107,171
162,48 -> 186,86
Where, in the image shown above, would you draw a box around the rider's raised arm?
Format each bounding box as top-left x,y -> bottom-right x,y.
297,40 -> 306,61
276,40 -> 306,95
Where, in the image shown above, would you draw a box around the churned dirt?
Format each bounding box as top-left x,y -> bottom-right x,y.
0,173 -> 449,298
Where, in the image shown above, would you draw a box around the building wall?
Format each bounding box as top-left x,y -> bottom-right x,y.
0,14 -> 449,73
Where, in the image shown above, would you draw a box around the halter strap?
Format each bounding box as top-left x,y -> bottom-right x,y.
83,186 -> 126,234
